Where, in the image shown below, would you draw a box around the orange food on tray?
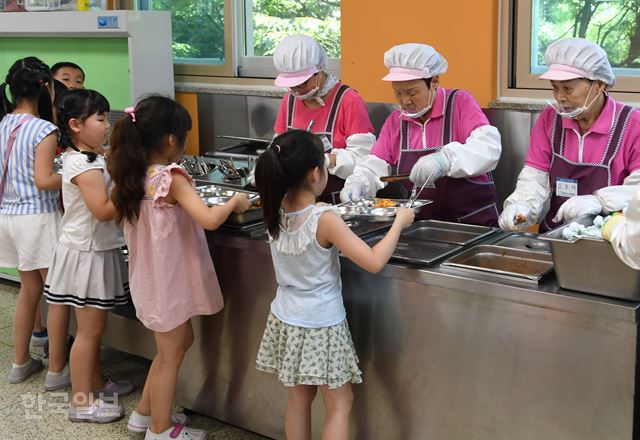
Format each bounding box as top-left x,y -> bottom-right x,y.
373,198 -> 399,208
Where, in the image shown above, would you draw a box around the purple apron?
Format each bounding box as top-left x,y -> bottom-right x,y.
395,89 -> 499,226
286,84 -> 350,204
540,104 -> 634,232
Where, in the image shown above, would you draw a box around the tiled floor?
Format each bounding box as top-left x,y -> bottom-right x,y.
0,280 -> 271,440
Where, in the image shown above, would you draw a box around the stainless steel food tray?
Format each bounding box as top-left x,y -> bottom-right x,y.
442,245 -> 554,283
196,185 -> 262,225
344,219 -> 393,238
336,198 -> 432,222
490,232 -> 550,253
401,220 -> 496,246
539,216 -> 640,300
364,233 -> 461,266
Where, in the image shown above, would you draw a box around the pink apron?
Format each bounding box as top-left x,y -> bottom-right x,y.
541,105 -> 634,232
286,84 -> 350,204
395,90 -> 499,226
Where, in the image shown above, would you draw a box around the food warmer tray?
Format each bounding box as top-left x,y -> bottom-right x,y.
363,233 -> 462,267
441,245 -> 554,284
539,216 -> 640,300
401,220 -> 497,246
489,232 -> 550,253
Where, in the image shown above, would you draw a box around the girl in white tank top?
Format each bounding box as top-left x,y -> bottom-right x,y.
254,129 -> 415,440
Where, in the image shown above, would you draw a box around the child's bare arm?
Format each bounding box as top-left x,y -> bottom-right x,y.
168,171 -> 251,230
34,133 -> 62,190
316,208 -> 414,273
74,169 -> 118,221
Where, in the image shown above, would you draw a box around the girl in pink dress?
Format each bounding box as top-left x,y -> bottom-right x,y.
108,96 -> 250,440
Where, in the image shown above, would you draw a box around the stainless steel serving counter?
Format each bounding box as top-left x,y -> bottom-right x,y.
92,230 -> 639,440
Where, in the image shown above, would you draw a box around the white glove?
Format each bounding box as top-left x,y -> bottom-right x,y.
340,175 -> 367,202
498,203 -> 532,231
409,152 -> 449,186
553,194 -> 603,224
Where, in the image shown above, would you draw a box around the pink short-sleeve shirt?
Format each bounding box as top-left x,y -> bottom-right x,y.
526,96 -> 640,183
371,88 -> 490,166
274,82 -> 374,148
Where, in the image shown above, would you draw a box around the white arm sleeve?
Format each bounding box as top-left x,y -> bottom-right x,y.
346,154 -> 392,198
329,133 -> 376,180
594,169 -> 640,212
608,184 -> 640,269
503,165 -> 551,224
440,125 -> 502,178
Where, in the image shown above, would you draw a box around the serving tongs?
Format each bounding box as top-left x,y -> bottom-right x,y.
217,159 -> 247,181
408,171 -> 434,208
179,156 -> 216,176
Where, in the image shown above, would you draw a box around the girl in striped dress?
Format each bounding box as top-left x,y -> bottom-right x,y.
0,57 -> 61,384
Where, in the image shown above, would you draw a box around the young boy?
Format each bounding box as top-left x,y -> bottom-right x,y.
51,62 -> 85,90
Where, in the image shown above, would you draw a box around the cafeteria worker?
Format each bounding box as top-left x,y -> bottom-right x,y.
340,43 -> 502,226
272,34 -> 375,204
500,38 -> 640,232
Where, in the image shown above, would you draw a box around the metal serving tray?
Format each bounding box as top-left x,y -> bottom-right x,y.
442,245 -> 554,283
344,219 -> 393,238
401,220 -> 496,246
539,216 -> 640,300
196,185 -> 262,225
337,198 -> 432,222
490,232 -> 550,253
364,233 -> 462,266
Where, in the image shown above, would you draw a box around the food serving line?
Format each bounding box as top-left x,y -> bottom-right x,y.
62,152 -> 640,439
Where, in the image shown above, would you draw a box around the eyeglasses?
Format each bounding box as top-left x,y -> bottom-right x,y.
291,73 -> 318,91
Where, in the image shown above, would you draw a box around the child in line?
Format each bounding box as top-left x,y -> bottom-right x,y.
254,130 -> 414,440
0,57 -> 61,384
52,61 -> 85,90
30,80 -> 72,351
44,89 -> 131,422
108,96 -> 251,440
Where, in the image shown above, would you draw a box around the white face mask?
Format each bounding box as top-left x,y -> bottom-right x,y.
399,85 -> 435,119
547,82 -> 599,119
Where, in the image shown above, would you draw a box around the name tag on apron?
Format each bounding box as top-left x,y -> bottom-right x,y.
556,177 -> 578,198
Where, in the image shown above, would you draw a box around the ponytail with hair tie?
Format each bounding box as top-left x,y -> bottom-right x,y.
0,57 -> 54,122
255,130 -> 325,240
108,95 -> 192,224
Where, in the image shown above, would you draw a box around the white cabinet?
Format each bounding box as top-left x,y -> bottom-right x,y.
0,10 -> 174,107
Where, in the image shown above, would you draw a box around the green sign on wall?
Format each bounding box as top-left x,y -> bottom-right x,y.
0,37 -> 132,110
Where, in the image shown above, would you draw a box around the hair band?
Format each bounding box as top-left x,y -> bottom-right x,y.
124,106 -> 137,123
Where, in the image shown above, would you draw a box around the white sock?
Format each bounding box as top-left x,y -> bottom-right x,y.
12,359 -> 31,368
48,364 -> 69,376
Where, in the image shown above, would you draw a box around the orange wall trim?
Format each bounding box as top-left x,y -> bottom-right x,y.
175,92 -> 199,156
341,0 -> 499,107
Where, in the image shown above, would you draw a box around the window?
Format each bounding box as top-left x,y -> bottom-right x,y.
136,0 -> 233,76
135,0 -> 341,80
500,0 -> 640,100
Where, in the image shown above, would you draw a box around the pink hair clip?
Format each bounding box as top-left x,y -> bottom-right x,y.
124,106 -> 136,123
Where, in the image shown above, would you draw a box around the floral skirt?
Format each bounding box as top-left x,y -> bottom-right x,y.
256,312 -> 362,389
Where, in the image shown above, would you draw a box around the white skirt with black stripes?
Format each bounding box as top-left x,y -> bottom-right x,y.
44,243 -> 130,309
